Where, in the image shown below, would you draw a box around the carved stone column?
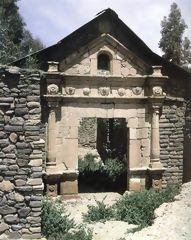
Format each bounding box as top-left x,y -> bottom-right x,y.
148,102 -> 165,190
47,102 -> 57,166
150,104 -> 162,168
147,66 -> 168,190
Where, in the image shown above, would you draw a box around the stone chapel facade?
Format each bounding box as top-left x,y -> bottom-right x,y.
0,8 -> 191,238
13,8 -> 191,197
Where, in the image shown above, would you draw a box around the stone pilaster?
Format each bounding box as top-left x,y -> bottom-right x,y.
150,104 -> 162,168
147,66 -> 167,190
47,102 -> 58,166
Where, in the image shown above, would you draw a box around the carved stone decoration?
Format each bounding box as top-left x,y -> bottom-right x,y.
118,88 -> 125,96
48,61 -> 59,72
152,66 -> 162,76
152,86 -> 162,96
83,87 -> 91,96
65,87 -> 75,95
98,87 -> 110,96
47,84 -> 59,95
132,87 -> 142,95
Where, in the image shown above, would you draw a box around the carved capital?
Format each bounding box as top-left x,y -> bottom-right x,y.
47,84 -> 59,95
151,104 -> 161,115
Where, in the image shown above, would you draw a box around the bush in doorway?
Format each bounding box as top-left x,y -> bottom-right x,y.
78,153 -> 103,176
104,158 -> 126,182
78,154 -> 126,182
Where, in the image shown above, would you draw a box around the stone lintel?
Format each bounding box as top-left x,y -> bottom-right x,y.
44,95 -> 149,104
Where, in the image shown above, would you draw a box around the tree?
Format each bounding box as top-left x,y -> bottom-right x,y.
159,2 -> 191,70
0,0 -> 44,65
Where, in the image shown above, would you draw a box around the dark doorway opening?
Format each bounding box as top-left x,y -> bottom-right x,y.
78,118 -> 128,194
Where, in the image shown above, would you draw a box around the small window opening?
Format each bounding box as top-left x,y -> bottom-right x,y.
98,53 -> 110,71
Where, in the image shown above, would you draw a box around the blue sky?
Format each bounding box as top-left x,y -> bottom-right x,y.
18,0 -> 191,55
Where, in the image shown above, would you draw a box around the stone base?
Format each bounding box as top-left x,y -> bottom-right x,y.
148,167 -> 165,191
60,171 -> 78,195
128,168 -> 148,191
44,165 -> 79,196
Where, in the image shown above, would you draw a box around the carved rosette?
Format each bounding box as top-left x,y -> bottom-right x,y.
152,86 -> 162,96
83,87 -> 91,96
132,87 -> 142,95
65,87 -> 75,95
47,84 -> 59,95
98,87 -> 110,96
118,88 -> 125,96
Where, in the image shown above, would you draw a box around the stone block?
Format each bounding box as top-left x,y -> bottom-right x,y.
129,178 -> 141,191
29,159 -> 42,167
0,139 -> 9,148
9,117 -> 24,125
27,178 -> 42,186
129,128 -> 136,140
128,117 -> 138,128
129,139 -> 141,168
0,222 -> 9,234
0,180 -> 14,192
60,179 -> 78,195
2,144 -> 16,153
15,107 -> 28,116
9,132 -> 18,143
0,206 -> 16,215
18,207 -> 31,217
29,201 -> 42,208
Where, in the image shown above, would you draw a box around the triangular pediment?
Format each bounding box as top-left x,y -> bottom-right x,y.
59,34 -> 150,76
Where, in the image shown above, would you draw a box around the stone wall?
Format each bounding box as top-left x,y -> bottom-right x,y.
160,100 -> 186,187
183,99 -> 191,182
78,117 -> 97,149
0,66 -> 44,239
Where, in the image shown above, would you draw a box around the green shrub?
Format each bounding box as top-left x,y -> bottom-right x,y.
42,198 -> 74,237
78,153 -> 103,176
83,198 -> 113,223
48,228 -> 92,240
83,184 -> 180,229
114,189 -> 161,227
114,184 -> 180,228
42,198 -> 92,240
104,158 -> 126,182
160,183 -> 180,202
